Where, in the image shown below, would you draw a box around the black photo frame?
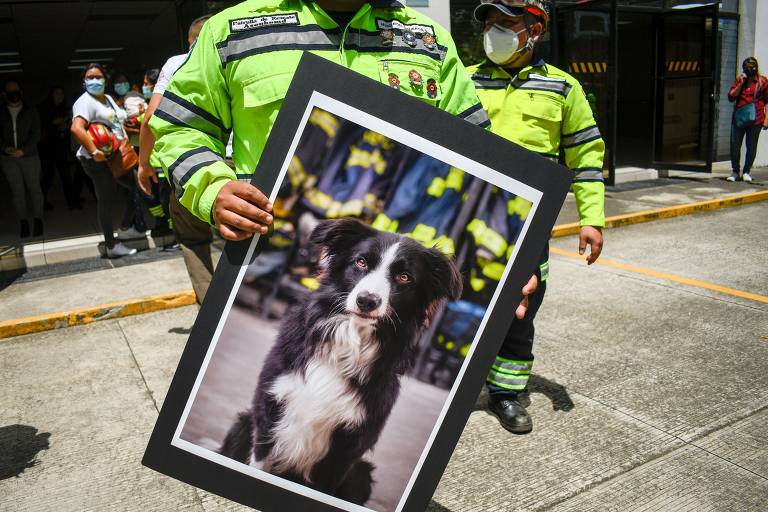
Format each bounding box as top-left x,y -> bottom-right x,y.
143,53 -> 571,512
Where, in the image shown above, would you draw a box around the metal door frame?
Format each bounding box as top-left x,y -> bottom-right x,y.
650,3 -> 719,172
551,0 -> 618,185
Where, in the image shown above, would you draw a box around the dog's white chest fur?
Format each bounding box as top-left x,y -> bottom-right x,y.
264,318 -> 376,480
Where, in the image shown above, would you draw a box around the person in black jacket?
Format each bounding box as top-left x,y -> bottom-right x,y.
38,86 -> 78,209
1,79 -> 44,238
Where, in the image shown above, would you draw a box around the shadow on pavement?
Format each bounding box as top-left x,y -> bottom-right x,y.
0,424 -> 51,480
426,500 -> 455,512
528,374 -> 575,412
472,374 -> 575,413
168,327 -> 193,335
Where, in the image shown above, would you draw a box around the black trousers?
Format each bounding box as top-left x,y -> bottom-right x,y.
730,120 -> 762,175
79,157 -> 135,247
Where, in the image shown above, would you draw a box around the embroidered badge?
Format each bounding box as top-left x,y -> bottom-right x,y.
422,33 -> 436,50
381,29 -> 395,46
403,30 -> 417,47
426,79 -> 437,99
230,13 -> 299,32
388,73 -> 401,90
408,69 -> 423,87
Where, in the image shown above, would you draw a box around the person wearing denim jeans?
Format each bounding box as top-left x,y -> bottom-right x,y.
727,57 -> 768,182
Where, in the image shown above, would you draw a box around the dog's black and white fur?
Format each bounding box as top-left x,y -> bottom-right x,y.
220,218 -> 462,504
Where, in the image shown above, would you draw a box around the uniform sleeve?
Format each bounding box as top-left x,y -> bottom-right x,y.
562,81 -> 605,228
438,34 -> 490,129
148,25 -> 233,224
71,96 -> 91,124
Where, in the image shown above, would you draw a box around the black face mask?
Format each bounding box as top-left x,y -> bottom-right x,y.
5,91 -> 21,103
744,68 -> 757,76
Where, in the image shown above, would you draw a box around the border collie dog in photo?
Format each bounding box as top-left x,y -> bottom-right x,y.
220,218 -> 462,504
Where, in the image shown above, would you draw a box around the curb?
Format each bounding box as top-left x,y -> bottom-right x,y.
2,191 -> 766,340
0,290 -> 196,340
551,190 -> 768,238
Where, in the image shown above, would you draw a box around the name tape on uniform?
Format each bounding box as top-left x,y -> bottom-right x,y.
230,13 -> 300,32
376,18 -> 435,36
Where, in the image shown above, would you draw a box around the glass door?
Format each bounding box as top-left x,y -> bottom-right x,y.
652,4 -> 718,172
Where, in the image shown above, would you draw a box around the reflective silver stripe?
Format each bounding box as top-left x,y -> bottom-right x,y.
459,104 -> 491,127
348,32 -> 446,61
170,147 -> 224,192
512,77 -> 572,96
156,94 -> 227,141
493,359 -> 532,373
473,78 -> 508,89
217,26 -> 341,64
572,168 -> 604,182
487,373 -> 529,389
562,125 -> 601,148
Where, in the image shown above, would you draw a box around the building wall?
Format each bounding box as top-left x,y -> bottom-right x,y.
405,0 -> 451,31
732,0 -> 767,169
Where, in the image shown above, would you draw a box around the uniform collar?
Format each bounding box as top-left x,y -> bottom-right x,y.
481,53 -> 548,79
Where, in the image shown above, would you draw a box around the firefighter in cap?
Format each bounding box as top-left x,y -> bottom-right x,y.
467,0 -> 605,434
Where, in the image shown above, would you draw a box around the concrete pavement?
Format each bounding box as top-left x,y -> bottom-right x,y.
1,172 -> 767,511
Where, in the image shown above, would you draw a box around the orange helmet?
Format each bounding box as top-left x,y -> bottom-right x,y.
87,122 -> 119,155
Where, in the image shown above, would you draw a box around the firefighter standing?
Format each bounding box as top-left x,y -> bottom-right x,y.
467,0 -> 605,434
148,0 -> 492,239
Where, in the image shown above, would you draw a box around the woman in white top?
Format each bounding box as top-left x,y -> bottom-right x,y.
70,63 -> 138,258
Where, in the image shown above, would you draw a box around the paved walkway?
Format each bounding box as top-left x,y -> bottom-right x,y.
1,170 -> 767,511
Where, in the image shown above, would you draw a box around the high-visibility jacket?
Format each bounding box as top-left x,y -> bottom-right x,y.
466,58 -> 605,228
373,153 -> 468,256
149,0 -> 489,224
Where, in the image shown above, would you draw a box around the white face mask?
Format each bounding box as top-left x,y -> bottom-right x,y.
483,24 -> 530,65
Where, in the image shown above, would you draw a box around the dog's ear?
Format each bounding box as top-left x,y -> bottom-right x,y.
427,249 -> 463,302
309,218 -> 376,255
422,249 -> 463,325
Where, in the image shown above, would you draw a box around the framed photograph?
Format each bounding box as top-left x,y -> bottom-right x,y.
143,53 -> 571,512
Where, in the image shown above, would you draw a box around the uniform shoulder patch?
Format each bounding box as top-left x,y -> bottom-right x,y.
229,13 -> 299,33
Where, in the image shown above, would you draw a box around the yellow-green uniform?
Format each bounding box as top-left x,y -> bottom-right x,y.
466,57 -> 605,394
149,0 -> 489,224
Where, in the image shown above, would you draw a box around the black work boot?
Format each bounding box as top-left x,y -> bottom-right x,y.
488,392 -> 533,434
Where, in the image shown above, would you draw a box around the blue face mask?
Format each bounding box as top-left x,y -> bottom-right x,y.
142,85 -> 153,100
84,78 -> 105,96
114,82 -> 130,96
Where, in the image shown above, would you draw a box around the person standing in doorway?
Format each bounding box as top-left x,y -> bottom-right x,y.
39,85 -> 78,210
70,63 -> 137,258
0,79 -> 45,239
467,0 -> 605,434
727,57 -> 768,182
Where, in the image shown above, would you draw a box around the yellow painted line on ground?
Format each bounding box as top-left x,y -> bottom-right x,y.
0,290 -> 196,340
550,247 -> 768,305
551,190 -> 768,238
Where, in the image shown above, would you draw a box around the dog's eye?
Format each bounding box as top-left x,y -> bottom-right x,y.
395,272 -> 411,284
355,257 -> 367,269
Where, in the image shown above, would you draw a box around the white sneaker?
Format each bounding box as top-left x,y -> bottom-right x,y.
743,173 -> 753,182
726,174 -> 737,182
106,242 -> 137,258
117,227 -> 146,240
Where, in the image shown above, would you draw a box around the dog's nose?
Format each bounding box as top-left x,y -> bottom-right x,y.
356,292 -> 381,313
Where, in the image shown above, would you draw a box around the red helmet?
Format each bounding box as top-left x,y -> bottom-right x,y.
87,122 -> 119,155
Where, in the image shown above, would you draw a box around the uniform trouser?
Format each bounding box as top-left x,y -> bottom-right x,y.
169,192 -> 214,304
486,247 -> 549,397
79,157 -> 134,248
730,121 -> 762,175
1,155 -> 44,220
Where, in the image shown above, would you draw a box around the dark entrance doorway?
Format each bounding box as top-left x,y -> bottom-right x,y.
552,1 -> 720,183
